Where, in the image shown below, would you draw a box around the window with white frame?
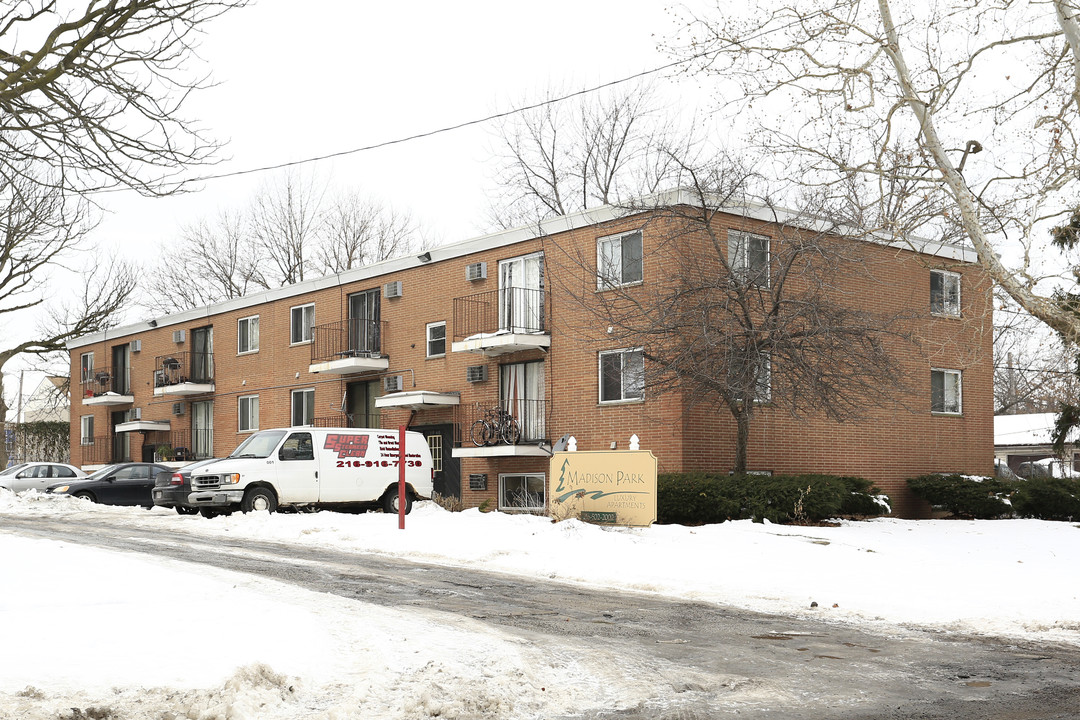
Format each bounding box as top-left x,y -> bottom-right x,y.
599,348 -> 644,403
728,231 -> 770,285
80,415 -> 94,445
291,388 -> 315,426
238,395 -> 259,432
597,230 -> 643,289
931,368 -> 962,414
426,321 -> 446,357
238,315 -> 260,354
80,352 -> 94,383
499,473 -> 545,512
290,304 -> 315,344
930,270 -> 961,317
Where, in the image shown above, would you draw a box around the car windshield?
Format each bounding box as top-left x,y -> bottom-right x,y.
86,464 -> 119,481
0,463 -> 28,477
228,430 -> 287,459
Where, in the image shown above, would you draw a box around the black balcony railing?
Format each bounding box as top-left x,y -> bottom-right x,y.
79,366 -> 131,398
144,429 -> 213,462
311,319 -> 387,365
312,413 -> 383,429
154,351 -> 214,387
456,399 -> 548,446
80,435 -> 110,465
452,287 -> 546,341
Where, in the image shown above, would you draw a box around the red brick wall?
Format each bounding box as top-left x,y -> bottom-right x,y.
69,206 -> 992,518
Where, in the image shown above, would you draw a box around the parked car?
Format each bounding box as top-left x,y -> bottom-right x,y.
47,462 -> 171,507
1016,458 -> 1080,480
994,458 -> 1020,481
152,458 -> 221,515
0,462 -> 87,493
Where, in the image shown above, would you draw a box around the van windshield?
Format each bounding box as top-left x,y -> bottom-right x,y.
229,430 -> 288,459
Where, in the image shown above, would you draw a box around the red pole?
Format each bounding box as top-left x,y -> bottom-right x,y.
398,425 -> 406,530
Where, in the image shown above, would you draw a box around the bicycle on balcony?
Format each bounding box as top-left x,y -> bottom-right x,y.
470,406 -> 521,447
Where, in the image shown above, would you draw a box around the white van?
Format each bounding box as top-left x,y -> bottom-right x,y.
187,427 -> 433,515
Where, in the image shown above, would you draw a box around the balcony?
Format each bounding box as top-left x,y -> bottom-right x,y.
80,367 -> 134,406
309,319 -> 389,375
153,352 -> 215,396
145,429 -> 213,463
451,287 -> 550,356
312,413 -> 384,429
79,436 -> 112,465
453,399 -> 551,458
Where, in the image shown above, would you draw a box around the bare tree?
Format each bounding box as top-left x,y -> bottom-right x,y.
247,171 -> 326,287
142,211 -> 257,314
672,1 -> 1080,344
550,155 -> 912,472
0,0 -> 247,198
489,81 -> 695,229
314,191 -> 419,275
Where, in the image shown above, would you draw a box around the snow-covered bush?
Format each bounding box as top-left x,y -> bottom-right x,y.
905,474 -> 1014,519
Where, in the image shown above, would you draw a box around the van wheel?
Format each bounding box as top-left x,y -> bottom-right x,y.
242,487 -> 278,513
199,508 -> 220,519
175,506 -> 199,516
382,490 -> 413,515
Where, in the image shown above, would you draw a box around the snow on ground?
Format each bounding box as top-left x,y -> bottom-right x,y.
2,489 -> 1079,718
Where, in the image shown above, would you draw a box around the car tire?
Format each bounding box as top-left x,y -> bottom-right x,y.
241,486 -> 278,514
73,491 -> 95,503
175,506 -> 199,516
199,507 -> 221,519
381,489 -> 413,515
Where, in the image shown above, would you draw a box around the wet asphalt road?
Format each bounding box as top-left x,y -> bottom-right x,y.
3,513 -> 1079,719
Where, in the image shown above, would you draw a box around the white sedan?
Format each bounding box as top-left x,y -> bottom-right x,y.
0,462 -> 87,493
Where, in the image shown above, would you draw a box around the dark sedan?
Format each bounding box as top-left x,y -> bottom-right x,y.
48,462 -> 172,507
152,458 -> 221,515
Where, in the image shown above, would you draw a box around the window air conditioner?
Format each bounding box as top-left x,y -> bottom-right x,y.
129,339 -> 141,353
172,329 -> 186,343
383,281 -> 403,299
172,402 -> 186,416
466,262 -> 487,281
465,365 -> 488,383
131,408 -> 142,420
383,375 -> 403,393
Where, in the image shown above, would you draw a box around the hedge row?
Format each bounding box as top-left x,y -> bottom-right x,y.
656,472 -> 888,525
906,474 -> 1080,521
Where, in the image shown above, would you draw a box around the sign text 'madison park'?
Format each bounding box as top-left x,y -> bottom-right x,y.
549,450 -> 657,527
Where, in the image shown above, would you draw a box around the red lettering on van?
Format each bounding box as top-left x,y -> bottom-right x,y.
324,434 -> 370,459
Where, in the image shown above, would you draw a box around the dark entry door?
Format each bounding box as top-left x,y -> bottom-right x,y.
412,423 -> 459,500
346,380 -> 380,428
111,410 -> 129,462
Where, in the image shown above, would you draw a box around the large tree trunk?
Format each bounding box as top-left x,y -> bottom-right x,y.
733,408 -> 751,474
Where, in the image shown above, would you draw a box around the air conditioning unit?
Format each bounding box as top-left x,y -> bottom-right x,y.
172,329 -> 186,343
383,375 -> 403,393
465,365 -> 488,383
131,408 -> 142,420
383,281 -> 403,299
466,262 -> 487,281
172,402 -> 185,416
129,339 -> 141,353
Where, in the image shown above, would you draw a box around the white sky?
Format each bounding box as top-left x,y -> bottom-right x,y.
2,492 -> 1079,717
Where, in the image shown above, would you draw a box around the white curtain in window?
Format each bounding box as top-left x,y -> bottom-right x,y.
499,254 -> 543,333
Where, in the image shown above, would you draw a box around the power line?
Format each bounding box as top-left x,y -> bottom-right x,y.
89,10 -> 829,195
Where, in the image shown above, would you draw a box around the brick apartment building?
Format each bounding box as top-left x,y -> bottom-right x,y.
67,192 -> 993,517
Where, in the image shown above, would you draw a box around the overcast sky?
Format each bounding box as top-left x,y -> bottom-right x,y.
97,1 -> 697,254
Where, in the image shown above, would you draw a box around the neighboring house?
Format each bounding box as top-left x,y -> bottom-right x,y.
994,412 -> 1079,473
22,376 -> 70,424
66,193 -> 993,517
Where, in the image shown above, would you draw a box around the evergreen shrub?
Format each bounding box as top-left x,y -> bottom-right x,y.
1011,477 -> 1080,521
905,474 -> 1013,519
656,472 -> 888,525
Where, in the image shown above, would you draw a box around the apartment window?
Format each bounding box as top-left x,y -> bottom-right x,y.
930,270 -> 961,317
427,434 -> 443,474
755,351 -> 772,403
599,348 -> 644,403
291,388 -> 315,427
80,352 -> 94,383
290,304 -> 315,344
426,321 -> 446,357
931,369 -> 962,414
80,416 -> 94,445
238,315 -> 260,354
238,395 -> 259,433
597,230 -> 643,289
728,231 -> 770,285
499,473 -> 545,512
